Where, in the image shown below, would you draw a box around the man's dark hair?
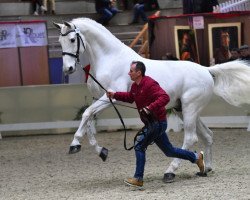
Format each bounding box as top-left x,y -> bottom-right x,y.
231,48 -> 239,52
131,61 -> 146,76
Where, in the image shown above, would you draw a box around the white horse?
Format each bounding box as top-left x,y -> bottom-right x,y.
54,18 -> 250,182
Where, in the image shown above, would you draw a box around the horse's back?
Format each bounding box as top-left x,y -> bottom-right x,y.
143,59 -> 214,107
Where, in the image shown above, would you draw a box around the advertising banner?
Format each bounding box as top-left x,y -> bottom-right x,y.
16,23 -> 47,47
0,22 -> 47,48
0,24 -> 17,48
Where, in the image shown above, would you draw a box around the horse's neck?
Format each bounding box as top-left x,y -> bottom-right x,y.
84,28 -> 121,55
79,22 -> 132,73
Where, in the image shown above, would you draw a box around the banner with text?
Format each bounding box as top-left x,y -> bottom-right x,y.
0,22 -> 47,49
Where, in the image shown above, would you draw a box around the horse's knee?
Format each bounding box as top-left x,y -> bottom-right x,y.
206,137 -> 213,146
82,109 -> 91,118
184,134 -> 198,147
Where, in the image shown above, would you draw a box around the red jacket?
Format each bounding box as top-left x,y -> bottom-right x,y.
114,76 -> 170,123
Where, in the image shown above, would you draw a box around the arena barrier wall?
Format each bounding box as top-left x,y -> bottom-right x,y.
0,84 -> 249,137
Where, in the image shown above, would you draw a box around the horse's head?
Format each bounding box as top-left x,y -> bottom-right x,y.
53,21 -> 86,75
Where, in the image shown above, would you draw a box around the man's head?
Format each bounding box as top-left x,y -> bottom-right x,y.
128,61 -> 146,83
239,44 -> 249,58
230,48 -> 240,60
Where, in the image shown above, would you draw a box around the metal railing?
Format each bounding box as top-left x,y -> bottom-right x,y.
129,11 -> 161,58
213,0 -> 250,13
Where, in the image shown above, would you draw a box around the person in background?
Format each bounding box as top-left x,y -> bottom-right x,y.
201,0 -> 219,12
106,61 -> 205,189
43,0 -> 56,15
95,0 -> 118,25
32,0 -> 46,15
229,48 -> 240,61
214,30 -> 231,64
239,44 -> 250,60
121,0 -> 129,10
129,0 -> 159,24
183,0 -> 218,14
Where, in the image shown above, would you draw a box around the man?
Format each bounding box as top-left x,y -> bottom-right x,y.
95,0 -> 118,25
229,48 -> 240,61
129,0 -> 159,24
239,44 -> 250,60
106,61 -> 205,189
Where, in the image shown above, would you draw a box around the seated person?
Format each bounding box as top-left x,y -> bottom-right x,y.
95,0 -> 118,25
130,0 -> 159,24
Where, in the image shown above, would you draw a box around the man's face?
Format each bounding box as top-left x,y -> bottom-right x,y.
240,48 -> 249,57
231,50 -> 239,59
128,63 -> 141,81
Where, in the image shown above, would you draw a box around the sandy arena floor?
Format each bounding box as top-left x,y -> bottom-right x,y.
0,128 -> 250,200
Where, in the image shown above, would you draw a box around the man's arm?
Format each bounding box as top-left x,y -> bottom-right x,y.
147,83 -> 170,111
106,91 -> 134,103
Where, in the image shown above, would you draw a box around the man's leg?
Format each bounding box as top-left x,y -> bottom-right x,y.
155,129 -> 197,163
124,128 -> 148,188
137,4 -> 148,22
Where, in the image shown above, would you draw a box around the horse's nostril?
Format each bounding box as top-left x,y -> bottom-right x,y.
69,66 -> 73,72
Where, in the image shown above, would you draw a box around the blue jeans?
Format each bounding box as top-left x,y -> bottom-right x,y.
134,121 -> 197,181
132,3 -> 148,23
97,7 -> 118,24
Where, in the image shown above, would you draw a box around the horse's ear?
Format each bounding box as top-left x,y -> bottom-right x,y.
53,22 -> 63,30
63,21 -> 72,28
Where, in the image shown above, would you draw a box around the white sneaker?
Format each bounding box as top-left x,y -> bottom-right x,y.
33,11 -> 39,15
41,5 -> 47,11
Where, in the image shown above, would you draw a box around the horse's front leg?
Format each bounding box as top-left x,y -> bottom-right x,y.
69,95 -> 112,161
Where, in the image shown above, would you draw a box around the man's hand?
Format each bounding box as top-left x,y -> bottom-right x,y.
141,107 -> 150,115
106,91 -> 114,99
140,107 -> 157,124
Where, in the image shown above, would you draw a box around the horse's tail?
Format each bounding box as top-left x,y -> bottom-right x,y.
207,60 -> 250,106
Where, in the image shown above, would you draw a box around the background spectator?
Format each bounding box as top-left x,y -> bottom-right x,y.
183,0 -> 218,14
229,48 -> 240,61
95,0 -> 118,25
43,0 -> 56,15
129,0 -> 159,24
32,0 -> 46,15
239,44 -> 250,60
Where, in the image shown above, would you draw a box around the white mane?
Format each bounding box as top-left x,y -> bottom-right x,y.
71,18 -> 127,50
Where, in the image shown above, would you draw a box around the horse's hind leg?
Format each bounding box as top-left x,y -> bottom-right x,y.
163,91 -> 213,182
196,117 -> 213,173
163,105 -> 199,182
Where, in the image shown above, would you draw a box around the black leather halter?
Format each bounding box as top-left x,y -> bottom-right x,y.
60,25 -> 86,63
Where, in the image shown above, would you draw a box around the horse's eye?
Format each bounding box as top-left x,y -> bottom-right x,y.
70,38 -> 75,43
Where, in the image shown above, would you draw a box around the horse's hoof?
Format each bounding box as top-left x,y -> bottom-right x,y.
196,172 -> 208,177
69,145 -> 81,154
99,147 -> 108,162
206,167 -> 213,173
163,173 -> 175,183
